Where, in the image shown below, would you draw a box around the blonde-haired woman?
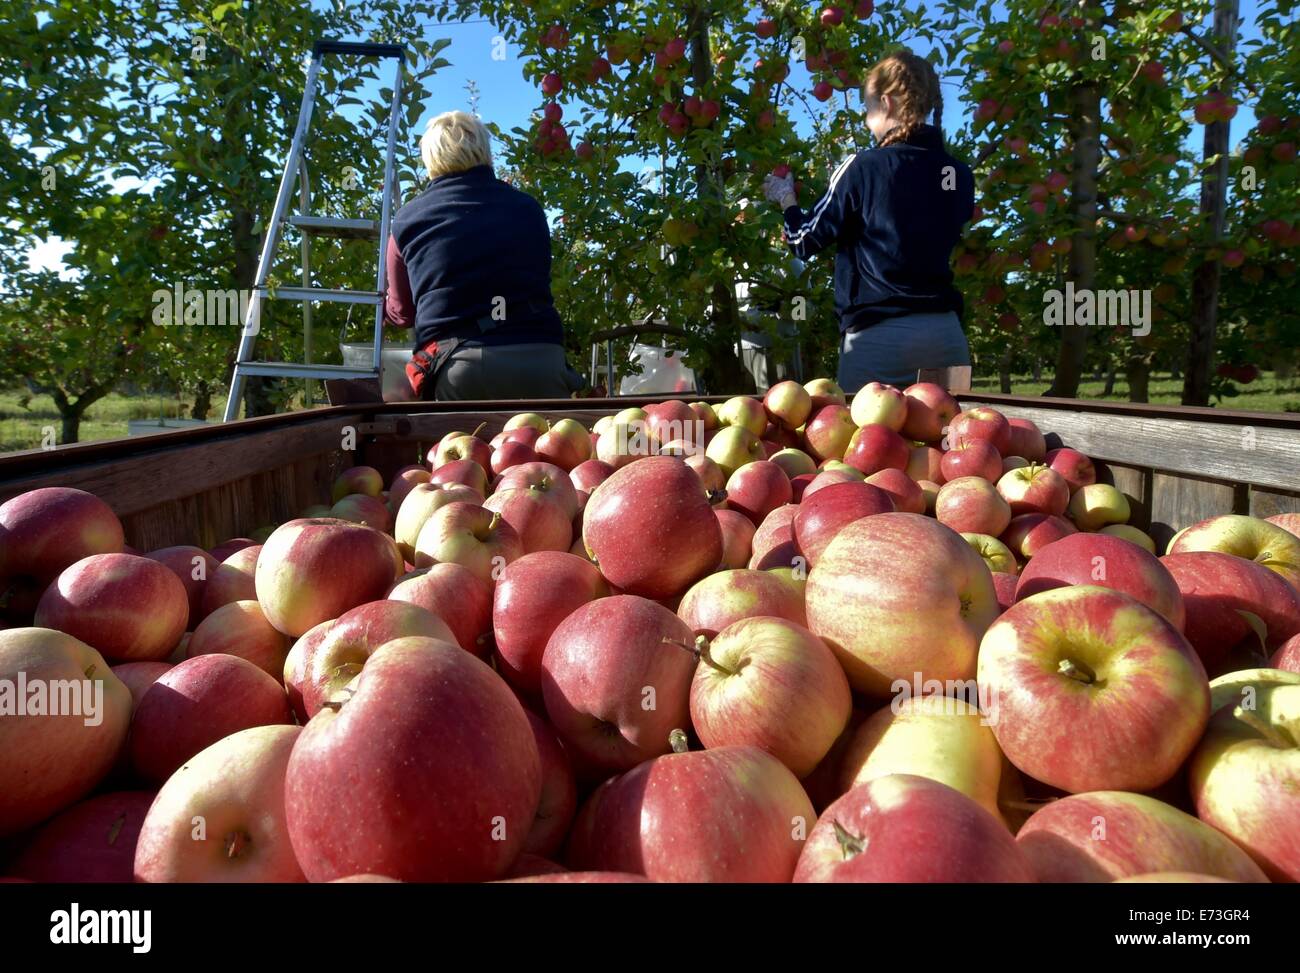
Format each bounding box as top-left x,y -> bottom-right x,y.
764,50 -> 975,393
386,110 -> 584,400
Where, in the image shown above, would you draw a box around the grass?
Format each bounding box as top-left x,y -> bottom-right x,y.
3,371 -> 1297,455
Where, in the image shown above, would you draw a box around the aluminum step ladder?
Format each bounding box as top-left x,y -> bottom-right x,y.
222,39 -> 405,422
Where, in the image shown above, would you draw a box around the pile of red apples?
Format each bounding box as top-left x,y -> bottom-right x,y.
2,376 -> 1299,884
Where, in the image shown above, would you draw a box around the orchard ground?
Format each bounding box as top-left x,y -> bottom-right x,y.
3,372 -> 1299,454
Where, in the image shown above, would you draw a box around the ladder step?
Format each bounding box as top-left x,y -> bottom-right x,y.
257,286 -> 382,305
286,215 -> 379,239
235,362 -> 381,380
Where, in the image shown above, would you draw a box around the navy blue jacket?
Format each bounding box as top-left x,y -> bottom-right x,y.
387,165 -> 564,348
783,126 -> 974,333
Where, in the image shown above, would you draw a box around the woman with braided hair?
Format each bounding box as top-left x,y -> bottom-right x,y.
764,50 -> 975,393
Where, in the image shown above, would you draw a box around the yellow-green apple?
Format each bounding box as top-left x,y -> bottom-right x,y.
769,447 -> 817,478
802,468 -> 863,500
1190,679 -> 1300,881
285,636 -> 541,881
1001,512 -> 1077,559
1168,514 -> 1300,591
583,456 -> 722,599
794,481 -> 895,565
129,653 -> 293,785
186,600 -> 291,677
432,426 -> 492,473
961,532 -> 1017,574
0,628 -> 131,837
725,459 -> 793,525
684,453 -> 726,493
394,482 -> 481,563
1006,417 -> 1048,461
492,551 -> 609,696
901,382 -> 959,443
612,406 -> 647,428
199,545 -> 260,616
949,407 -> 1012,454
865,468 -> 925,514
997,463 -> 1070,517
1101,523 -> 1156,552
429,457 -> 489,496
1,487 -> 125,622
10,791 -> 154,883
1210,667 -> 1300,713
298,600 -> 457,718
717,395 -> 768,437
595,418 -> 655,468
491,439 -> 537,474
413,502 -> 524,583
111,661 -> 172,713
763,380 -> 812,429
715,509 -> 756,569
329,493 -> 391,533
819,459 -> 865,478
688,618 -> 850,777
1162,551 -> 1300,676
536,417 -> 593,471
806,513 -> 999,695
1015,790 -> 1267,882
1015,532 -> 1185,630
208,537 -> 255,563
936,476 -> 1012,537
838,696 -> 1007,823
145,545 -> 219,630
569,458 -> 615,497
906,444 -> 945,484
522,709 -> 576,858
591,414 -> 614,439
540,595 -> 696,774
1274,635 -> 1300,672
804,377 -> 846,410
843,424 -> 909,476
1067,482 -> 1130,531
1268,512 -> 1300,538
917,479 -> 941,514
484,485 -> 573,553
704,425 -> 765,477
794,775 -> 1035,882
35,553 -> 189,662
940,439 -> 1003,482
677,568 -> 806,638
1044,446 -> 1096,493
387,562 -> 493,657
331,466 -> 383,503
978,585 -> 1208,793
505,412 -> 550,434
566,744 -> 815,881
134,724 -> 304,882
849,382 -> 907,431
803,404 -> 857,462
256,518 -> 402,637
689,401 -> 719,429
387,465 -> 430,517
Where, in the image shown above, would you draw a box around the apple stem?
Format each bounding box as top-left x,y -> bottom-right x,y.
660,635 -> 735,675
669,728 -> 689,753
486,511 -> 502,533
225,831 -> 248,859
1232,705 -> 1297,749
830,819 -> 866,860
707,489 -> 728,507
470,421 -> 487,440
1057,658 -> 1096,685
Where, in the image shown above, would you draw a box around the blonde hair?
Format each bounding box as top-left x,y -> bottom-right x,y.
420,111 -> 492,179
863,50 -> 943,148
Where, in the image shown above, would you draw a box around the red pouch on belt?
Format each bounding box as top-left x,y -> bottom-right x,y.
405,339 -> 440,398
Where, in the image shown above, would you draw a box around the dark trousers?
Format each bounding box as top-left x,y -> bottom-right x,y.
427,342 -> 585,401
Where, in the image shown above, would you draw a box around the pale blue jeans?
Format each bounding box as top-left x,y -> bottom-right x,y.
837,311 -> 971,393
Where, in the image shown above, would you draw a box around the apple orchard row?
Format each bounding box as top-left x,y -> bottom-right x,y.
1,379 -> 1298,882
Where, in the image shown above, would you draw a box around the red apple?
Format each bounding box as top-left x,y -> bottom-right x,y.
1044,447 -> 1097,494
285,636 -> 541,881
724,459 -> 794,525
111,660 -> 172,713
388,466 -> 431,517
331,465 -> 383,503
134,725 -> 305,882
186,600 -> 291,677
901,383 -> 959,443
493,551 -> 610,696
129,653 -> 293,785
905,444 -> 945,483
386,562 -> 494,658
0,628 -> 132,837
429,457 -> 490,496
949,407 -> 1012,454
936,476 -> 1012,537
1273,634 -> 1300,672
145,545 -> 219,629
1167,514 -> 1300,592
996,464 -> 1070,516
536,418 -> 593,471
208,537 -> 255,562
11,790 -> 155,883
979,585 -> 1209,793
569,458 -> 615,496
940,439 -> 1003,483
795,775 -> 1036,882
801,468 -> 863,500
540,595 -> 696,775
865,468 -> 925,514
677,568 -> 806,638
794,481 -> 895,566
715,508 -> 756,568
843,424 -> 909,476
484,484 -> 573,553
583,456 -> 722,599
200,544 -> 260,616
1006,418 -> 1048,461
394,482 -> 482,563
1267,512 -> 1300,538
413,502 -> 524,583
567,744 -> 815,881
1001,512 -> 1078,559
803,404 -> 857,462
35,553 -> 189,662
522,709 -> 577,858
491,440 -> 538,474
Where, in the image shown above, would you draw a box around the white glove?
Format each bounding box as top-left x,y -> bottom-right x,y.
763,173 -> 795,206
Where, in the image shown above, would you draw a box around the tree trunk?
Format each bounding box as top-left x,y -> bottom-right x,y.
1048,81 -> 1101,397
999,349 -> 1012,393
1032,359 -> 1042,382
1182,0 -> 1240,406
1102,361 -> 1117,396
191,380 -> 212,420
1126,354 -> 1150,403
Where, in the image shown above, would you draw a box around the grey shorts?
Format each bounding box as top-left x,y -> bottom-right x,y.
431,342 -> 586,401
837,311 -> 971,393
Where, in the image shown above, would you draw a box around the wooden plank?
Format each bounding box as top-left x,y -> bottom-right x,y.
1148,473 -> 1237,551
959,398 -> 1300,492
1249,488 -> 1300,518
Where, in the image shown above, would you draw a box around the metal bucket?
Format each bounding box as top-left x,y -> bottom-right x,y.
339,342 -> 416,402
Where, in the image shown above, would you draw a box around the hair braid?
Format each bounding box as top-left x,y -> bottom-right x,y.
863,49 -> 944,148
